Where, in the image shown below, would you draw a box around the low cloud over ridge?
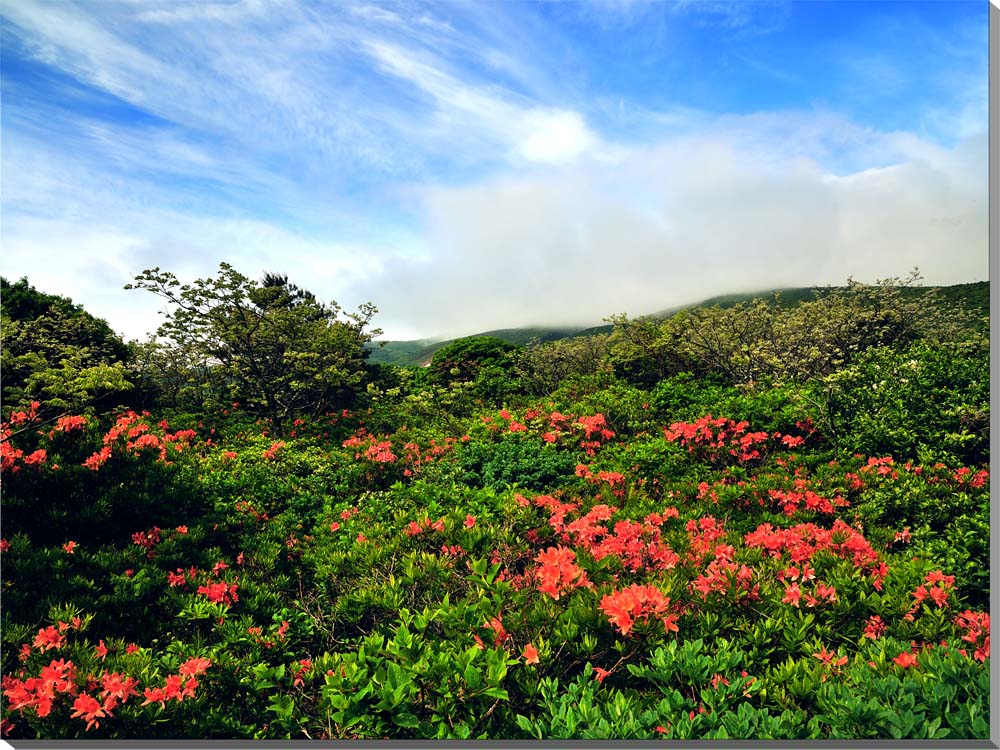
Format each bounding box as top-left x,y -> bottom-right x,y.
365,118 -> 986,340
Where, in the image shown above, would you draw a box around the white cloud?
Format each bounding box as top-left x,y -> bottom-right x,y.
1,211 -> 395,342
514,109 -> 599,164
0,0 -> 180,105
3,106 -> 985,343
364,39 -> 602,166
361,118 -> 987,339
135,0 -> 273,24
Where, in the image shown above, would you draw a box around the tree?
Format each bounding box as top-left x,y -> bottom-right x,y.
127,337 -> 215,411
607,271 -> 981,388
429,336 -> 519,384
127,263 -> 380,435
515,333 -> 614,396
428,336 -> 522,404
1,277 -> 132,413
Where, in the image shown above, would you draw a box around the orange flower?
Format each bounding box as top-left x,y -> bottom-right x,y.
100,672 -> 139,703
811,647 -> 846,667
782,583 -> 801,607
197,581 -> 238,605
862,615 -> 886,640
523,643 -> 539,664
178,656 -> 211,676
534,546 -> 591,600
63,541 -> 77,555
33,626 -> 66,652
893,651 -> 918,668
600,584 -> 675,637
929,585 -> 950,608
485,617 -> 510,645
141,686 -> 166,708
162,674 -> 184,702
70,694 -> 107,730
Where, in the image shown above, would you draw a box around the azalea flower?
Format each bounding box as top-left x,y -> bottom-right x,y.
523,644 -> 539,664
782,583 -> 802,607
178,656 -> 211,676
70,694 -> 107,730
862,616 -> 886,640
33,626 -> 65,652
812,647 -> 847,667
142,686 -> 167,708
100,672 -> 139,703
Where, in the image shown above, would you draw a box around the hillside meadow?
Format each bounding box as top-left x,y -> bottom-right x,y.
0,269 -> 990,740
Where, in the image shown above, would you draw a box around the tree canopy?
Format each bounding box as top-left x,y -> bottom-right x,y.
1,277 -> 132,413
126,263 -> 380,434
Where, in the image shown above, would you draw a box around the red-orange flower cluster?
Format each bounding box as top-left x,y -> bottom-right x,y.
534,546 -> 592,600
953,609 -> 990,662
600,584 -> 678,636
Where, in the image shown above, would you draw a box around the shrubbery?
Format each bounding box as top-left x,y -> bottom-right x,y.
0,273 -> 989,739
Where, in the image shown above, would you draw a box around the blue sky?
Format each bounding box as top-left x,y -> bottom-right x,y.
0,0 -> 989,340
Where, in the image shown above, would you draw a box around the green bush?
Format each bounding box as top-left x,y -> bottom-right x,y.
457,433 -> 579,491
816,341 -> 988,464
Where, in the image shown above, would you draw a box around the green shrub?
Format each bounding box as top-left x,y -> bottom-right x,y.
457,433 -> 578,491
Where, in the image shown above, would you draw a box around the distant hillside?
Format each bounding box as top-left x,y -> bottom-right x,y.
366,339 -> 441,367
368,281 -> 989,367
368,327 -> 586,367
650,287 -> 818,318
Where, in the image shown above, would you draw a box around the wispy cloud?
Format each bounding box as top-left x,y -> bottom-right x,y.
134,0 -> 273,25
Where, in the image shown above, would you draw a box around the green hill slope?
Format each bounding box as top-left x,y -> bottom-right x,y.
368,281 -> 988,367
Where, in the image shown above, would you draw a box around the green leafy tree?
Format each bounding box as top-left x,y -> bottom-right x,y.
127,263 -> 380,435
1,277 -> 132,413
428,336 -> 523,403
608,271 -> 981,388
127,337 -> 216,411
515,333 -> 614,396
429,336 -> 519,384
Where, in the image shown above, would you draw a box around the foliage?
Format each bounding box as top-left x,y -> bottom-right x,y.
608,272 -> 983,387
430,337 -> 519,383
457,433 -> 579,491
812,340 -> 989,465
1,278 -> 132,413
126,265 -> 380,435
0,274 -> 989,740
1,278 -> 130,364
515,334 -> 614,397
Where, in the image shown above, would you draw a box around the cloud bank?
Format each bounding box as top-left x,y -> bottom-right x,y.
361,120 -> 987,339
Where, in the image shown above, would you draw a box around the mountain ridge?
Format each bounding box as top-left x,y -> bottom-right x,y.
367,280 -> 989,367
